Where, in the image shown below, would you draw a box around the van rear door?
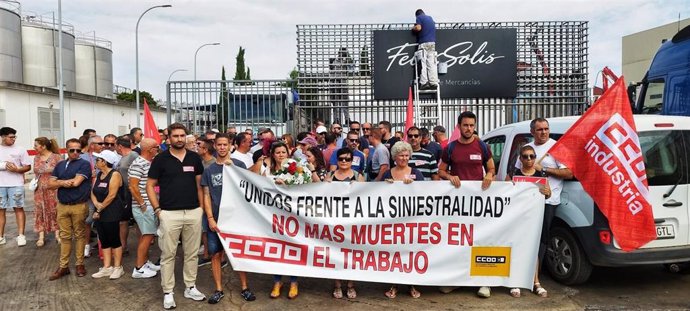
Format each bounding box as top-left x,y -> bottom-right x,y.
616,129 -> 690,249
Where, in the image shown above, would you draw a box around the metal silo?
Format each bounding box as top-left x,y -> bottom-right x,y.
0,1 -> 23,83
75,34 -> 113,97
21,14 -> 76,91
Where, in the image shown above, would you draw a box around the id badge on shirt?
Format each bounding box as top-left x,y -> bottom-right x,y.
405,174 -> 417,180
182,166 -> 195,173
98,182 -> 108,188
469,154 -> 482,161
352,156 -> 361,166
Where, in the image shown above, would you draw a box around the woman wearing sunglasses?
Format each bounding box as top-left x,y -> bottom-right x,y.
326,148 -> 363,299
382,141 -> 424,299
89,150 -> 126,280
507,145 -> 551,298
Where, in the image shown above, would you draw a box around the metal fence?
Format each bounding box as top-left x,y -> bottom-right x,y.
166,80 -> 294,136
295,21 -> 589,135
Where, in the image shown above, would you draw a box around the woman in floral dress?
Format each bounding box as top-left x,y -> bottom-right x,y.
33,137 -> 62,247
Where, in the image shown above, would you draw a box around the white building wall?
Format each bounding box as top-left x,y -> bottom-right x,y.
0,85 -> 169,149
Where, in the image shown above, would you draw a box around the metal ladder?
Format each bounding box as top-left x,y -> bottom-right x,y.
412,56 -> 442,129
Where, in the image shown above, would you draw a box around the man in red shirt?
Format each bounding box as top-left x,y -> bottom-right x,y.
437,111 -> 495,298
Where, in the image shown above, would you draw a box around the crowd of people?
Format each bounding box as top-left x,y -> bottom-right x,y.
0,111 -> 568,309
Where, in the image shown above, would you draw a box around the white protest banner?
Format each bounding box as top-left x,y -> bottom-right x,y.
217,166 -> 544,289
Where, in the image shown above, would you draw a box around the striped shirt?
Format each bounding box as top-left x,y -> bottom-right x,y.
127,156 -> 151,208
408,148 -> 438,180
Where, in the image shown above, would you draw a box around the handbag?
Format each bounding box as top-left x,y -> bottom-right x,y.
29,177 -> 38,191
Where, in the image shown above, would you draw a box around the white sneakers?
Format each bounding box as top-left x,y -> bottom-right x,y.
163,293 -> 176,310
84,244 -> 91,258
184,286 -> 206,301
0,236 -> 5,245
109,266 -> 124,280
145,260 -> 161,272
92,266 -> 124,279
91,266 -> 114,278
16,234 -> 26,247
132,266 -> 157,279
477,286 -> 491,298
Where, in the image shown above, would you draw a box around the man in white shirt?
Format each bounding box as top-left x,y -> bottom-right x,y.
515,118 -> 573,295
0,127 -> 32,247
231,132 -> 255,169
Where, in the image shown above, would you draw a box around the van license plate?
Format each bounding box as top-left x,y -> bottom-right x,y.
656,224 -> 675,239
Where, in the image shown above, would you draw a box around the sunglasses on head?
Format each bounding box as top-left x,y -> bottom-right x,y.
408,134 -> 420,138
338,157 -> 353,162
362,128 -> 371,131
103,143 -> 115,147
521,154 -> 537,160
95,142 -> 105,145
348,138 -> 359,143
68,148 -> 81,153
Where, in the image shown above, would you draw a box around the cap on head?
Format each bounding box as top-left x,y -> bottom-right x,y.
298,136 -> 318,147
316,126 -> 328,134
93,150 -> 119,165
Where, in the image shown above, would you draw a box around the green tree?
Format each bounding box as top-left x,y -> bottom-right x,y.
117,90 -> 158,106
282,67 -> 299,89
234,46 -> 248,80
218,66 -> 229,131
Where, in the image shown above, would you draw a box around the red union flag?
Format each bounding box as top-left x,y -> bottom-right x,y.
549,78 -> 655,251
143,98 -> 161,144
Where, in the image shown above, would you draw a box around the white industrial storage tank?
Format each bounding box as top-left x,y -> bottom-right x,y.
75,35 -> 113,97
21,15 -> 76,91
0,2 -> 23,83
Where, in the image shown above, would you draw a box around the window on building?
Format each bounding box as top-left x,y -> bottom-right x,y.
38,108 -> 60,139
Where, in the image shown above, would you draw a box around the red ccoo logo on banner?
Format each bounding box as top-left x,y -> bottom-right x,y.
549,78 -> 655,251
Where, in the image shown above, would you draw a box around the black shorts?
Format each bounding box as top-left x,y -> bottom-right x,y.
95,221 -> 122,249
120,190 -> 133,222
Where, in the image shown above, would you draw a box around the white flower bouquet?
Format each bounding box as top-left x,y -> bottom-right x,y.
274,158 -> 313,185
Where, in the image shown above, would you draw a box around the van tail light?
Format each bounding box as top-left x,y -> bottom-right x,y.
654,123 -> 674,128
599,230 -> 612,245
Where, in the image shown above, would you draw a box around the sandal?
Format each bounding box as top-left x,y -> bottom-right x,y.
333,287 -> 343,299
409,286 -> 421,299
384,285 -> 398,299
270,282 -> 282,298
288,282 -> 299,299
533,283 -> 548,298
346,286 -> 357,299
510,288 -> 521,298
36,239 -> 45,247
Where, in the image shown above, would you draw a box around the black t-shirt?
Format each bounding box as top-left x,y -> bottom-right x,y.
512,168 -> 546,178
148,149 -> 204,210
92,170 -> 124,222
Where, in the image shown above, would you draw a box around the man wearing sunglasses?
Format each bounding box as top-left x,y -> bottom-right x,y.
48,138 -> 92,280
407,126 -> 439,181
103,134 -> 118,152
328,130 -> 365,173
80,135 -> 104,258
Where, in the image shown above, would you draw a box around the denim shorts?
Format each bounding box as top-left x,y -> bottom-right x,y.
132,204 -> 158,235
206,229 -> 223,255
0,186 -> 24,209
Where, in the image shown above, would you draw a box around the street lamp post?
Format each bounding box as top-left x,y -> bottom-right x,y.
135,4 -> 171,127
166,69 -> 188,126
192,42 -> 220,133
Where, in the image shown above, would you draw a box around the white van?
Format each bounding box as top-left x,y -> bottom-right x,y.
482,115 -> 690,284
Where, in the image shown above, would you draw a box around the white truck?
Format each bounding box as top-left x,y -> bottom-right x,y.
482,115 -> 690,284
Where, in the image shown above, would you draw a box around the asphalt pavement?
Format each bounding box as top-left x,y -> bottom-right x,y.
0,187 -> 689,310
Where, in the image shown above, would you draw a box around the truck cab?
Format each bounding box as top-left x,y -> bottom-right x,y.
635,25 -> 690,115
482,115 -> 690,284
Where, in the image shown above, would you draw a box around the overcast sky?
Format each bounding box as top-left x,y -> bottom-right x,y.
25,0 -> 690,100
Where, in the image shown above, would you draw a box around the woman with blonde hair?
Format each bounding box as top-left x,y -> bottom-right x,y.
33,137 -> 62,247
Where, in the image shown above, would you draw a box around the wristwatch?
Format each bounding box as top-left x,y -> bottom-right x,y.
541,167 -> 548,176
